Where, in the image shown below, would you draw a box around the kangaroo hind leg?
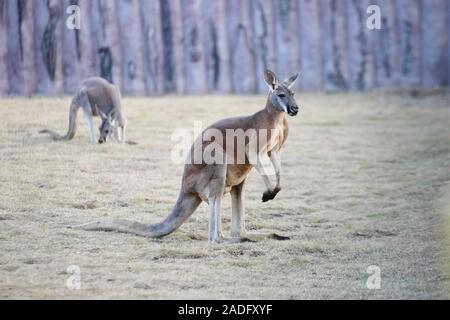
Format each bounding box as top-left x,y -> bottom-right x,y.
205,163 -> 227,244
230,180 -> 247,240
206,163 -> 241,244
231,179 -> 289,242
77,89 -> 96,144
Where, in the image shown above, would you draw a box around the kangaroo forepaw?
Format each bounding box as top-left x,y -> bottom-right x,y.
262,191 -> 275,202
262,187 -> 281,202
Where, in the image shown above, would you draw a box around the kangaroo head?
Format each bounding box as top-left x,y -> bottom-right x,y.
98,110 -> 116,144
264,69 -> 300,117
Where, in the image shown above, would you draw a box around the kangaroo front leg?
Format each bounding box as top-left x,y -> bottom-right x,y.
254,153 -> 280,202
112,125 -> 120,142
118,118 -> 127,143
268,148 -> 282,194
112,122 -> 126,143
254,154 -> 273,189
83,111 -> 96,144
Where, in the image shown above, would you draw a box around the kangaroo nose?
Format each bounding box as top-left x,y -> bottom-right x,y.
98,139 -> 104,144
289,105 -> 299,116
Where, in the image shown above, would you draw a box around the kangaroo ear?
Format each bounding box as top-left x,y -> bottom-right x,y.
98,110 -> 107,120
264,69 -> 278,91
108,110 -> 115,121
282,72 -> 300,89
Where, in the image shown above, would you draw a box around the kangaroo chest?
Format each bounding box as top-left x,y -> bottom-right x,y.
269,123 -> 285,150
255,121 -> 286,154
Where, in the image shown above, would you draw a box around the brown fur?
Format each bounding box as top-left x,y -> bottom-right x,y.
75,69 -> 299,243
40,77 -> 127,144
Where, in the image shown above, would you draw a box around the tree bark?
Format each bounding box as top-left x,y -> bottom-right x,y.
181,0 -> 208,94
139,0 -> 163,94
227,0 -> 257,94
394,0 -> 421,88
0,0 -> 449,95
321,0 -> 350,92
299,0 -> 323,91
0,0 -> 9,94
116,0 -> 145,95
421,0 -> 449,88
209,0 -> 232,93
6,0 -> 24,94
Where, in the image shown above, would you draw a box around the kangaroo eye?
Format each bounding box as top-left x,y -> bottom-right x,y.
278,93 -> 286,98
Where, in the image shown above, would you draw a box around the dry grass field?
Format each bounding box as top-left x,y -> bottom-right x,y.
0,92 -> 449,299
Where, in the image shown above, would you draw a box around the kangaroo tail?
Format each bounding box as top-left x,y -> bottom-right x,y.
72,191 -> 202,238
40,98 -> 78,141
39,129 -> 66,140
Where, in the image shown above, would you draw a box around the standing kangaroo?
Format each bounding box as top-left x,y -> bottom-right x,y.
76,69 -> 299,243
40,77 -> 127,144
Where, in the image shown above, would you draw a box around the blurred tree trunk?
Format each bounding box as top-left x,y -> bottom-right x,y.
77,0 -> 94,83
299,0 -> 322,91
140,0 -> 164,94
396,0 -> 421,88
209,0 -> 231,93
347,0 -> 372,90
61,0 -> 80,93
170,0 -> 186,94
33,0 -> 52,94
321,0 -> 350,92
6,0 -> 24,94
116,0 -> 145,95
274,0 -> 300,89
422,0 -> 449,88
227,0 -> 257,94
0,0 -> 9,93
20,0 -> 36,95
373,0 -> 401,88
252,0 -> 275,93
0,0 -> 449,95
181,0 -> 207,94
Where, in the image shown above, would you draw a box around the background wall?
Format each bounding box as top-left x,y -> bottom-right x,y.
0,0 -> 449,95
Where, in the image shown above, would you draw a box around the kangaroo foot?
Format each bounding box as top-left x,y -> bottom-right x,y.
209,232 -> 224,244
209,234 -> 255,244
262,187 -> 281,202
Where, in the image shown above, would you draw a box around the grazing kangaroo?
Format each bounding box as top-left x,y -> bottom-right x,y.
40,77 -> 127,144
76,69 -> 299,243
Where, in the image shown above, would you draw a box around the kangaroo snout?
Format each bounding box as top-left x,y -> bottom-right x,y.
288,105 -> 299,116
